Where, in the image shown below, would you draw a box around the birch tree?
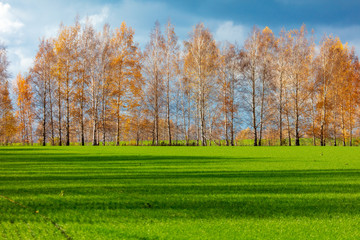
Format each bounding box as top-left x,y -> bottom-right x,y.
54,23 -> 80,146
15,74 -> 33,145
110,22 -> 142,145
143,22 -> 165,145
184,23 -> 219,146
0,45 -> 17,145
163,20 -> 179,145
241,27 -> 261,146
287,25 -> 314,146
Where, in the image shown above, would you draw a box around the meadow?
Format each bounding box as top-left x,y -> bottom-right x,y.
1,146 -> 360,239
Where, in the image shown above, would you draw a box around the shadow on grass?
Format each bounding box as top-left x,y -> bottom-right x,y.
1,168 -> 360,181
2,169 -> 360,220
2,151 -> 360,220
0,147 -> 52,152
2,177 -> 360,220
0,152 -> 274,163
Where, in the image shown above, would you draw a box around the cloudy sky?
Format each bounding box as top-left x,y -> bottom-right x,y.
1,0 -> 360,80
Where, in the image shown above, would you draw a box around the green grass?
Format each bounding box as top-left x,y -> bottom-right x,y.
1,146 -> 360,239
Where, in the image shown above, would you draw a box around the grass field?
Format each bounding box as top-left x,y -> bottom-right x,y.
1,146 -> 360,239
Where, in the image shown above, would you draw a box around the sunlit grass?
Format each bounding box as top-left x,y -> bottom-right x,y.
1,146 -> 360,239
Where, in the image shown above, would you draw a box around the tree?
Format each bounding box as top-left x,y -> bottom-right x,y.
257,27 -> 276,146
31,39 -> 56,146
273,29 -> 291,146
72,23 -> 91,146
241,27 -> 262,146
6,20 -> 360,146
0,82 -> 17,145
184,23 -> 219,146
163,20 -> 179,145
53,22 -> 80,146
110,22 -> 142,146
15,74 -> 33,145
314,36 -> 344,146
218,43 -> 240,146
286,25 -> 314,146
98,24 -> 113,146
346,53 -> 360,146
143,22 -> 165,145
84,23 -> 101,146
0,45 -> 17,145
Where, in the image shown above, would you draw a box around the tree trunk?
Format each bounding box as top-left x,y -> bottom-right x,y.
286,110 -> 291,146
57,79 -> 62,146
91,75 -> 98,146
42,85 -> 47,146
102,101 -> 106,146
65,70 -> 70,146
349,97 -> 353,146
116,98 -> 120,146
295,77 -> 300,146
80,98 -> 85,146
166,73 -> 172,146
224,84 -> 229,146
201,86 -> 206,146
341,104 -> 346,146
320,67 -> 327,147
279,73 -> 283,146
187,95 -> 191,146
155,73 -> 159,146
230,78 -> 235,146
259,69 -> 266,147
252,67 -> 257,146
49,80 -> 55,146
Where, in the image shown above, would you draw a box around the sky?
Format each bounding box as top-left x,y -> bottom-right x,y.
1,0 -> 360,81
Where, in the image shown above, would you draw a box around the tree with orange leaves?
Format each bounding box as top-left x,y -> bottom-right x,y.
0,45 -> 17,145
98,24 -> 113,146
31,39 -> 56,146
184,23 -> 219,146
53,22 -> 80,146
257,27 -> 276,146
314,36 -> 347,146
15,74 -> 33,145
286,25 -> 314,146
110,22 -> 142,146
8,20 -> 360,146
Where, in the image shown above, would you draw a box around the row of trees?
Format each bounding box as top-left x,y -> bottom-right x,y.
0,45 -> 17,144
240,26 -> 360,146
1,20 -> 359,146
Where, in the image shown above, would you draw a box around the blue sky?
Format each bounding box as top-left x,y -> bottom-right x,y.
1,0 -> 360,81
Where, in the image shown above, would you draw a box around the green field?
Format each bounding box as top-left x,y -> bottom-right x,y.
1,146 -> 360,239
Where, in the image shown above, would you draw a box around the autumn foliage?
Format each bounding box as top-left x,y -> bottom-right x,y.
1,20 -> 360,146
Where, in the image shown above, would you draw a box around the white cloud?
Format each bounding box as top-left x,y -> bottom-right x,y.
214,21 -> 249,45
13,48 -> 33,73
81,6 -> 109,27
0,2 -> 23,34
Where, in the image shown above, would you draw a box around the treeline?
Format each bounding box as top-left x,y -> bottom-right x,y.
0,19 -> 359,146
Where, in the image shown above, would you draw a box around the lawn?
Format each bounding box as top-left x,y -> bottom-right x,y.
1,146 -> 360,239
